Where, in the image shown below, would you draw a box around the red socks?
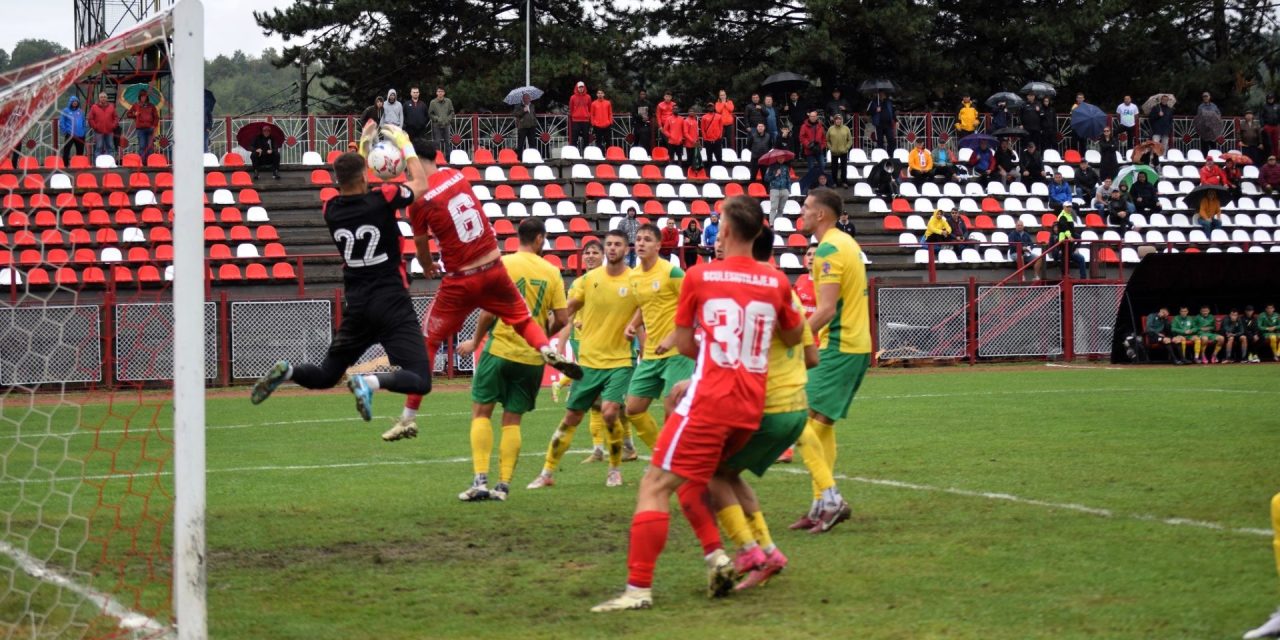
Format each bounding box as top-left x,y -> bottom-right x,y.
626,511 -> 670,589
677,482 -> 723,556
511,316 -> 550,352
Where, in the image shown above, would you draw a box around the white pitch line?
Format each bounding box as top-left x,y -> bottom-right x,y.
0,539 -> 173,639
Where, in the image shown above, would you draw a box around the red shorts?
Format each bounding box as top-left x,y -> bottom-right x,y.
420,261 -> 532,347
652,413 -> 754,484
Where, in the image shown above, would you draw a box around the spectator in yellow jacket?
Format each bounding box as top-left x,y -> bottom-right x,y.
908,138 -> 934,185
957,96 -> 979,137
925,208 -> 952,252
826,114 -> 853,187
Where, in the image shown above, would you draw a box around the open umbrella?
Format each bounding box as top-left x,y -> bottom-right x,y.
1130,140 -> 1165,162
762,72 -> 810,95
992,126 -> 1029,138
1184,183 -> 1231,211
985,92 -> 1025,109
503,85 -> 543,105
858,79 -> 900,95
1070,103 -> 1107,139
757,148 -> 795,166
1115,164 -> 1160,189
958,133 -> 998,151
236,122 -> 285,152
1194,111 -> 1223,143
1219,150 -> 1253,165
117,82 -> 165,112
1141,93 -> 1176,114
1019,81 -> 1056,98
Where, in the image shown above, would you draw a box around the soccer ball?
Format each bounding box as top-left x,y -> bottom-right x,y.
367,141 -> 405,179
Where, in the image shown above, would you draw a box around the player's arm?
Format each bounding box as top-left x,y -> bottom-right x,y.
808,282 -> 841,334
456,311 -> 497,356
412,232 -> 440,278
623,308 -> 644,339
548,308 -> 569,338
673,325 -> 698,360
378,124 -> 428,199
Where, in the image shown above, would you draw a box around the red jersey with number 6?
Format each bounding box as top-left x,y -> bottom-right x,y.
672,256 -> 803,430
407,168 -> 498,272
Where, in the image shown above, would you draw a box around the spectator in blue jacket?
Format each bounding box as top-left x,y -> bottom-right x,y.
763,95 -> 779,142
701,213 -> 720,252
968,139 -> 995,178
867,91 -> 895,150
59,96 -> 88,166
990,100 -> 1011,132
1048,173 -> 1073,211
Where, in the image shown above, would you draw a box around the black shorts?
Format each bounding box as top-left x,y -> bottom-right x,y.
328,288 -> 431,375
1144,331 -> 1167,343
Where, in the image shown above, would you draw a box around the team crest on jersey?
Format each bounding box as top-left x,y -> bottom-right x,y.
618,287 -> 629,296
651,281 -> 660,291
822,261 -> 831,274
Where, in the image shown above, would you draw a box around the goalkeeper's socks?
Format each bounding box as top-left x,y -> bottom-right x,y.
401,408 -> 417,421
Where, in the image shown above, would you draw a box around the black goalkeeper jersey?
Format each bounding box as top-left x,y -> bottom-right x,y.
322,183 -> 416,298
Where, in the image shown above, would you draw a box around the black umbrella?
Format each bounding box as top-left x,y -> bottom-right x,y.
1019,81 -> 1057,98
992,126 -> 1029,138
761,72 -> 810,95
858,79 -> 900,95
1184,184 -> 1231,211
986,92 -> 1025,109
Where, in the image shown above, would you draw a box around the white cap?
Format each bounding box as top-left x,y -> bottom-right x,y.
576,81 -> 585,88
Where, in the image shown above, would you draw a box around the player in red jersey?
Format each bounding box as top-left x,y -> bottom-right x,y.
592,196 -> 803,612
383,140 -> 582,442
793,242 -> 817,317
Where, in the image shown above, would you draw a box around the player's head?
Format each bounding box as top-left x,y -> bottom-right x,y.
1229,308 -> 1239,317
603,230 -> 629,266
415,138 -> 439,174
1267,303 -> 1276,314
516,218 -> 546,252
751,226 -> 775,262
1157,307 -> 1169,317
1244,305 -> 1255,316
1200,305 -> 1211,315
333,152 -> 367,193
804,242 -> 817,268
802,187 -> 843,232
718,196 -> 764,256
634,223 -> 661,261
1178,306 -> 1189,315
581,240 -> 603,270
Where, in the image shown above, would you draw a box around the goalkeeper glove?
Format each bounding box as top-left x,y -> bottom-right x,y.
379,124 -> 418,160
357,120 -> 378,159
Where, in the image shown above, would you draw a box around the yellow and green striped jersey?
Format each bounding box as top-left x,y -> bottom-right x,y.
568,265 -> 638,369
485,252 -> 566,366
812,227 -> 871,354
629,259 -> 684,360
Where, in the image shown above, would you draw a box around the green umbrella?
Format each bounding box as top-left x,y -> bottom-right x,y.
1115,164 -> 1159,189
117,83 -> 166,112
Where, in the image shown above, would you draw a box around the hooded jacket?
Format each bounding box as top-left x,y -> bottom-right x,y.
590,97 -> 613,128
661,113 -> 684,146
381,90 -> 404,127
126,97 -> 159,129
60,97 -> 87,138
957,102 -> 978,133
88,99 -> 119,135
569,86 -> 592,123
926,211 -> 951,237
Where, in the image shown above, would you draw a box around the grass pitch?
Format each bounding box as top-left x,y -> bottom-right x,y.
2,363 -> 1279,639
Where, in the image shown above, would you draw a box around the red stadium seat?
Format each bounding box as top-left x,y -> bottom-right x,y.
724,183 -> 744,197
203,207 -> 216,223
494,185 -> 516,200
140,207 -> 164,225
127,247 -> 150,262
46,248 -> 69,265
472,148 -> 496,165
326,150 -> 343,164
651,147 -> 670,162
128,172 -> 151,188
554,236 -> 577,251
26,268 -> 50,286
155,244 -> 174,260
222,153 -> 245,166
115,209 -> 138,225
204,227 -> 226,242
310,169 -> 333,185
8,212 -> 29,228
239,189 -> 261,205
690,201 -> 711,215
69,229 -> 91,245
55,193 -> 78,208
137,265 -> 162,283
18,250 -> 41,266
568,218 -> 591,233
40,229 -> 64,246
584,182 -> 606,198
1084,213 -> 1105,228
69,156 -> 91,169
43,156 -> 65,170
544,254 -> 563,269
109,265 -> 133,283
747,183 -> 767,198
1062,149 -> 1082,164
205,172 -> 227,187
218,264 -> 242,281
1098,248 -> 1119,263
892,198 -> 912,213
256,225 -> 279,241
508,166 -> 531,181
95,228 -> 118,244
595,165 -> 617,180
229,226 -> 253,242
73,248 -> 97,264
245,263 -> 269,281
883,215 -> 905,231
0,174 -> 15,189
974,215 -> 995,230
29,194 -> 51,208
400,237 -> 416,255
155,172 -> 174,187
75,173 -> 98,189
787,233 -> 808,247
150,227 -> 173,243
319,187 -> 338,202
220,207 -> 243,224
1035,231 -> 1050,244
108,192 -> 131,208
461,166 -> 482,182
605,146 -> 626,161
271,262 -> 296,280
231,171 -> 254,186
209,244 -> 232,259
643,200 -> 665,215
263,242 -> 286,258
146,154 -> 168,168
33,211 -> 57,228
493,219 -> 516,236
503,237 -> 519,252
544,184 -> 566,200
121,154 -> 143,168
81,192 -> 104,208
102,173 -> 124,190
641,165 -> 662,181
61,210 -> 85,227
631,184 -> 654,199
497,148 -> 519,165
82,267 -> 105,284
56,267 -> 78,285
22,174 -> 44,190
567,254 -> 580,272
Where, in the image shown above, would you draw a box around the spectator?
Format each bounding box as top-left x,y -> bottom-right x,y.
1197,91 -> 1221,117
714,90 -> 735,131
764,159 -> 792,224
590,88 -> 614,148
58,96 -> 87,166
946,208 -> 970,243
1097,127 -> 1119,180
204,88 -> 216,153
995,138 -> 1019,184
1039,96 -> 1057,153
1149,95 -> 1175,146
969,139 -> 996,179
1222,308 -> 1249,363
990,99 -> 1011,132
1076,160 -> 1100,199
1069,93 -> 1087,152
1106,188 -> 1135,230
701,213 -> 720,256
1239,110 -> 1266,166
125,90 -> 159,157
660,218 -> 680,260
798,110 -> 827,193
784,91 -> 804,130
867,90 -> 896,150
925,209 -> 952,251
748,123 -> 771,182
617,207 -> 639,266
763,95 -> 779,142
251,123 -> 281,180
775,125 -> 796,154
1200,158 -> 1230,186
700,102 -> 725,168
1263,94 -> 1280,157
932,139 -> 958,182
568,81 -> 592,150
429,87 -> 455,153
1195,305 -> 1225,364
1241,305 -> 1263,363
1047,172 -> 1072,211
1261,155 -> 1280,195
1170,306 -> 1201,362
661,106 -> 685,164
360,95 -> 384,128
1197,92 -> 1222,153
1195,188 -> 1224,232
1260,303 -> 1280,361
1135,141 -> 1161,168
1222,157 -> 1243,202
682,219 -> 702,265
1040,202 -> 1087,280
1091,178 -> 1114,213
1006,220 -> 1035,262
513,93 -> 538,154
1020,92 -> 1043,151
381,89 -> 404,128
633,90 -> 653,151
656,90 -> 677,148
836,211 -> 856,237
1116,95 -> 1140,149
908,138 -> 934,184
1129,172 -> 1159,214
88,92 -> 118,160
1018,140 -> 1045,184
825,87 -> 851,124
869,158 -> 900,197
1144,307 -> 1186,364
827,114 -> 853,187
403,87 -> 429,141
956,95 -> 979,138
681,110 -> 700,169
745,93 -> 765,132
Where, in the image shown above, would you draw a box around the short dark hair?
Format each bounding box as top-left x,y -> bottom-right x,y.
636,223 -> 661,241
333,152 -> 367,188
581,239 -> 602,253
517,218 -> 546,245
751,226 -> 775,261
605,229 -> 629,244
436,86 -> 445,92
807,187 -> 843,219
417,139 -> 438,164
719,196 -> 764,243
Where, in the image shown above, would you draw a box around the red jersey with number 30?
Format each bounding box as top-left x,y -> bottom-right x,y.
673,256 -> 803,431
407,168 -> 498,272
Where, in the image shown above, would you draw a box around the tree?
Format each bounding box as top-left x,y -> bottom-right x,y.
205,48 -> 332,116
0,48 -> 10,73
8,39 -> 70,70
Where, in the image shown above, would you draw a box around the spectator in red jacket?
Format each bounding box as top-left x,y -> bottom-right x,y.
568,81 -> 592,150
589,89 -> 614,149
1199,160 -> 1230,186
661,106 -> 685,165
1261,155 -> 1280,195
798,110 -> 827,194
125,90 -> 160,157
87,91 -> 119,159
682,111 -> 699,169
660,218 -> 680,260
655,91 -> 677,148
700,102 -> 725,168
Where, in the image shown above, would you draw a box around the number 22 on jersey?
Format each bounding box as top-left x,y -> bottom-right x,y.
333,224 -> 388,267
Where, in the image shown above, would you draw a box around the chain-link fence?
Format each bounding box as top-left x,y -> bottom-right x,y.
876,286 -> 968,359
1072,284 -> 1125,356
0,305 -> 102,385
977,285 -> 1063,357
229,300 -> 333,379
115,302 -> 217,381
